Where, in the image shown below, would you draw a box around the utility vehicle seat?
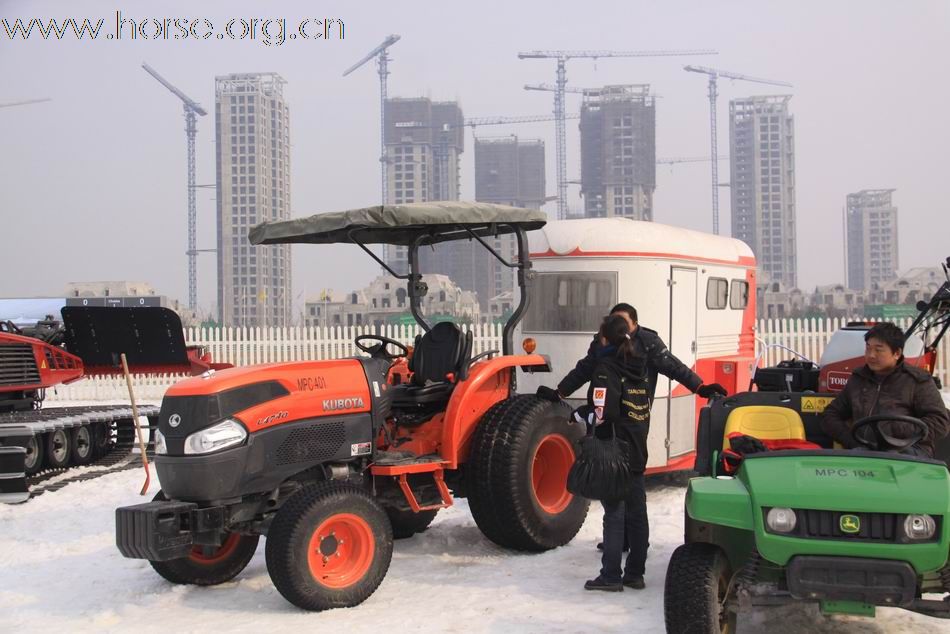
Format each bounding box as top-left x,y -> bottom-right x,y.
392,322 -> 472,408
722,406 -> 806,450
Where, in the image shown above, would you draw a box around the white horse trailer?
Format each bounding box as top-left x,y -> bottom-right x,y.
516,218 -> 757,474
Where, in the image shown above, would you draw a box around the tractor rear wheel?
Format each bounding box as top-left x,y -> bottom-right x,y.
664,542 -> 737,634
467,395 -> 588,551
148,492 -> 260,586
384,506 -> 439,539
265,481 -> 393,611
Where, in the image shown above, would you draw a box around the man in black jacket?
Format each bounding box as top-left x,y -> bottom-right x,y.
821,322 -> 949,456
537,303 -> 726,404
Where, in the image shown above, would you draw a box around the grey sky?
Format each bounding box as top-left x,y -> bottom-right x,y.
2,0 -> 948,317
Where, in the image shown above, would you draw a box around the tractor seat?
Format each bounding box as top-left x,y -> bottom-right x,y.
391,322 -> 472,409
722,405 -> 806,450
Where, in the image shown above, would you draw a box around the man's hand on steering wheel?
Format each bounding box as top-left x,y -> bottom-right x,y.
850,414 -> 929,452
354,334 -> 409,361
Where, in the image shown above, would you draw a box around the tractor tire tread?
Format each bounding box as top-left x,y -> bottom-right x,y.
265,481 -> 393,611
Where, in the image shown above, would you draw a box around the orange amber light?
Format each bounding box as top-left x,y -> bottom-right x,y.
522,338 -> 537,354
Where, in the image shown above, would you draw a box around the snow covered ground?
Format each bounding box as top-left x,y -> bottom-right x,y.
0,466 -> 940,633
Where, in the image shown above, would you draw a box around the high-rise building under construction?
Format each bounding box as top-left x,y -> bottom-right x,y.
471,136 -> 546,310
846,189 -> 899,291
215,72 -> 291,327
383,98 -> 464,275
579,85 -> 656,220
729,95 -> 797,288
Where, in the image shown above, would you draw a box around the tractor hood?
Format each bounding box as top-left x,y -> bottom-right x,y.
739,452 -> 950,516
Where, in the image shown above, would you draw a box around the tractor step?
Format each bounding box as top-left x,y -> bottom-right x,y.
372,456 -> 453,512
373,450 -> 444,467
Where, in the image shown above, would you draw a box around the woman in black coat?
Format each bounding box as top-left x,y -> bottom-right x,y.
583,314 -> 652,592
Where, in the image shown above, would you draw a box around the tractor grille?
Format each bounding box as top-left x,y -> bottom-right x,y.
0,343 -> 40,386
276,422 -> 346,466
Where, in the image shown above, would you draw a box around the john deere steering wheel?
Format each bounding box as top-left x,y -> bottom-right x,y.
850,414 -> 929,452
354,335 -> 408,360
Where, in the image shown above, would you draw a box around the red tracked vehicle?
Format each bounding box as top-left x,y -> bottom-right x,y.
116,203 -> 589,611
0,306 -> 230,502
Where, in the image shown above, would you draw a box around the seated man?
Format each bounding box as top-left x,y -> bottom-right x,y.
821,322 -> 949,457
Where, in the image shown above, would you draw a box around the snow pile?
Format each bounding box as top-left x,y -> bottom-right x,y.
0,468 -> 938,633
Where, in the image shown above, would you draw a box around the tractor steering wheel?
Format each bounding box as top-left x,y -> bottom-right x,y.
355,334 -> 409,361
850,414 -> 929,452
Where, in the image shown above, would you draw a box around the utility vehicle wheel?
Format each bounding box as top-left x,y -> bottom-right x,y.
148,492 -> 259,586
69,425 -> 94,466
664,542 -> 737,634
265,481 -> 393,611
45,429 -> 70,468
467,395 -> 588,551
23,434 -> 44,475
384,506 -> 439,539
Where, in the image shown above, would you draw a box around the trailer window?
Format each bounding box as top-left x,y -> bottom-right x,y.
730,280 -> 749,309
523,272 -> 617,332
706,278 -> 728,310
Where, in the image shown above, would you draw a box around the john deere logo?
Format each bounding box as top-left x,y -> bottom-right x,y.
840,514 -> 860,534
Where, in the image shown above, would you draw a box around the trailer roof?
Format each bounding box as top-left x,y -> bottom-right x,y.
529,218 -> 755,264
248,202 -> 546,246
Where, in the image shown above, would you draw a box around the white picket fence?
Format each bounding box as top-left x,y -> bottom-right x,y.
46,318 -> 949,403
47,323 -> 504,402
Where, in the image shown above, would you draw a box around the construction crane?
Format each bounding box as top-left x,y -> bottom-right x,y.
655,155 -> 726,166
524,83 -> 591,95
684,65 -> 792,235
463,113 -> 579,128
142,62 -> 207,313
343,34 -> 401,205
0,98 -> 51,109
518,49 -> 717,219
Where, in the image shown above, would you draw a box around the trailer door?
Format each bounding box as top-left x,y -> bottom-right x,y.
667,266 -> 698,458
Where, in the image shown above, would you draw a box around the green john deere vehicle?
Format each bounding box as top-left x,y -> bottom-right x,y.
665,261 -> 950,632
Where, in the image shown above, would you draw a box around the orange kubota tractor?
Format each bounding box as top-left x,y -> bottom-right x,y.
116,203 -> 589,611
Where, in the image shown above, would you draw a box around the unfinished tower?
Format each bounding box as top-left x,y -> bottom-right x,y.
471,136 -> 546,310
729,95 -> 797,288
580,85 -> 656,220
846,189 -> 899,291
215,73 -> 292,327
383,98 -> 464,275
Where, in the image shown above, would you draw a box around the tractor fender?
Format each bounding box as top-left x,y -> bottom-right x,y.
686,476 -> 755,531
441,354 -> 550,469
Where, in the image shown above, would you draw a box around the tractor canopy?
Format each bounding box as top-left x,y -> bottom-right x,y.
248,202 -> 547,354
247,202 -> 546,246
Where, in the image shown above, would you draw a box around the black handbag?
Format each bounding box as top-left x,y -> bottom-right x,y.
566,422 -> 635,502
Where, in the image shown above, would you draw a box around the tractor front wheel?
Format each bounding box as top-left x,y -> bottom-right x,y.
664,542 -> 737,634
265,481 -> 393,611
467,395 -> 588,551
148,492 -> 259,586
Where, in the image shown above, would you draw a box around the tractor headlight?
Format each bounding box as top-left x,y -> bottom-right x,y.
766,507 -> 798,533
902,514 -> 936,541
183,419 -> 247,455
154,429 -> 167,455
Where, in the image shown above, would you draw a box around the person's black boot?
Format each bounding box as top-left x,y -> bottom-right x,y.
584,576 -> 623,592
596,542 -> 630,552
622,576 -> 645,590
